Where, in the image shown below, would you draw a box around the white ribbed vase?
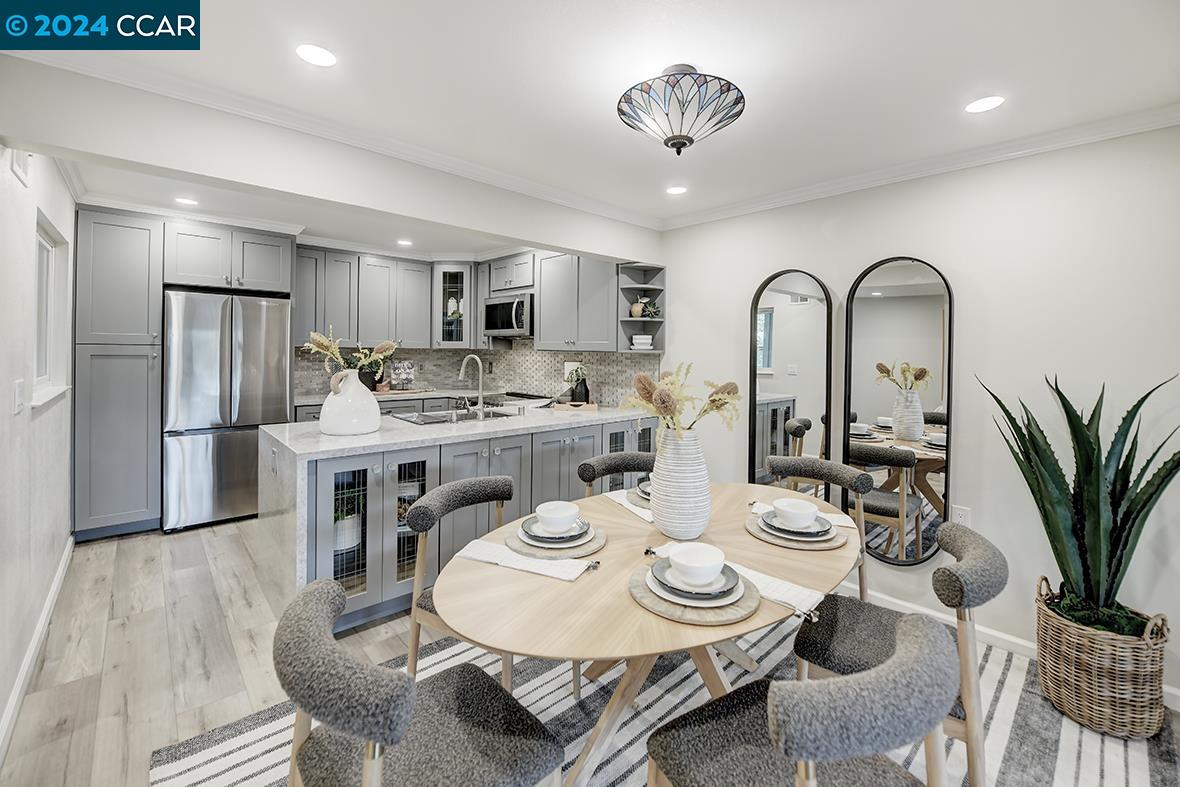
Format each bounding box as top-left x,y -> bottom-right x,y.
319,370 -> 381,436
892,390 -> 925,441
649,429 -> 711,540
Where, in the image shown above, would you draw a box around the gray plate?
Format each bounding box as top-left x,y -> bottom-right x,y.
520,515 -> 590,542
636,480 -> 652,499
651,558 -> 739,599
760,511 -> 834,538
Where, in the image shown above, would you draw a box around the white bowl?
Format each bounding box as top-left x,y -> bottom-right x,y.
926,432 -> 947,446
773,498 -> 818,528
668,543 -> 725,587
535,501 -> 580,535
876,416 -> 893,427
849,422 -> 871,436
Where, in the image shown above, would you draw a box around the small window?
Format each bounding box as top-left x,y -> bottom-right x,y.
755,307 -> 774,372
32,217 -> 69,407
34,231 -> 53,384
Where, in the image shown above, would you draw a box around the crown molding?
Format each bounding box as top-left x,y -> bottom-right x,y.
53,157 -> 86,200
659,102 -> 1180,230
9,53 -> 661,231
78,192 -> 305,235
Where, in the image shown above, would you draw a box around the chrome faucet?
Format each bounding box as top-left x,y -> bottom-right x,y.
458,354 -> 485,418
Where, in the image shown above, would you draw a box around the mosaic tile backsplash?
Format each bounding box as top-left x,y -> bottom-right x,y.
293,339 -> 662,407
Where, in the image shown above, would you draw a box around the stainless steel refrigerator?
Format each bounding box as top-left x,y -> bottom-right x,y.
163,290 -> 290,531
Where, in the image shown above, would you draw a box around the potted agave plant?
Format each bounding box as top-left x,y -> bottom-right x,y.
627,364 -> 741,540
983,376 -> 1178,737
303,329 -> 398,436
876,361 -> 930,440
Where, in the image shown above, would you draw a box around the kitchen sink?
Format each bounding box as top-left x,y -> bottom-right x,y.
392,409 -> 517,425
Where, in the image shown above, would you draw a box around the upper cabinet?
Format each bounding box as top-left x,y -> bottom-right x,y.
293,247 -> 360,346
164,220 -> 232,288
490,252 -> 535,292
357,255 -> 396,346
293,248 -> 321,345
432,263 -> 473,349
77,210 -> 164,345
233,231 -> 292,292
395,260 -> 432,349
534,253 -> 618,351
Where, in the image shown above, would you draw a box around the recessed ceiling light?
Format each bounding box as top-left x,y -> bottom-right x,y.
174,197 -> 199,206
871,291 -> 883,296
964,95 -> 1005,114
665,186 -> 688,195
397,239 -> 413,247
296,44 -> 337,67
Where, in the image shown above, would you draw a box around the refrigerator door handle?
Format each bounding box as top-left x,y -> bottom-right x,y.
230,296 -> 243,424
220,296 -> 234,427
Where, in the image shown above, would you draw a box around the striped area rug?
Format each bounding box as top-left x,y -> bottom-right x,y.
149,621 -> 1178,787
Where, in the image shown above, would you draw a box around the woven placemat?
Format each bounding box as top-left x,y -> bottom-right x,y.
625,489 -> 651,510
504,528 -> 607,559
745,518 -> 848,551
628,565 -> 760,626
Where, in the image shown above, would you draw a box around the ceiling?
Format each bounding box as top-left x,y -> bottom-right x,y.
20,0 -> 1180,229
66,159 -> 520,257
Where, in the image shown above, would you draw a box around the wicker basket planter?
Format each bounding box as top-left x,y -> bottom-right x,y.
1035,577 -> 1169,738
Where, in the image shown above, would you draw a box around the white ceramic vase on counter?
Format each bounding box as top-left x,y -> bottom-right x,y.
649,429 -> 712,540
319,369 -> 381,435
892,389 -> 925,441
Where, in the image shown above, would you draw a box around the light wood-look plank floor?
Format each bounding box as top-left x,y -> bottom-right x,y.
0,521 -> 437,787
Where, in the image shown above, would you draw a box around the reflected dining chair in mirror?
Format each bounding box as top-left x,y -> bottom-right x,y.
844,257 -> 953,566
748,270 -> 833,497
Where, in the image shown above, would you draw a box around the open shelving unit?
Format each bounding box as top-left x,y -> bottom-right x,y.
617,262 -> 666,354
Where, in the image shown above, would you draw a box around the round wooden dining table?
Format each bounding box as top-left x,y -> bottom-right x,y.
431,482 -> 861,787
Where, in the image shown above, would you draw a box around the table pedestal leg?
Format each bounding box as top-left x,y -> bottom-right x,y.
689,646 -> 733,698
712,639 -> 759,672
564,655 -> 657,787
582,659 -> 620,682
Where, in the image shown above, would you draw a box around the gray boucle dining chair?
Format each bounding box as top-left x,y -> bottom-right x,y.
274,580 -> 564,787
922,411 -> 948,427
646,613 -> 959,787
793,523 -> 1009,787
577,450 -> 654,497
767,456 -> 873,600
405,476 -> 517,689
847,443 -> 921,559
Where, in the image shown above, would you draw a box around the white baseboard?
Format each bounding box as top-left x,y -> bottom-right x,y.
838,579 -> 1179,712
0,536 -> 73,767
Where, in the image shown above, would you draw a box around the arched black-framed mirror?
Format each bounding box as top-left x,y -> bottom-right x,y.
844,256 -> 954,566
748,270 -> 834,498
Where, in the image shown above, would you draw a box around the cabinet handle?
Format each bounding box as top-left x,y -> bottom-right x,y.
224,274 -> 231,284
151,331 -> 159,339
563,438 -> 570,445
236,276 -> 244,285
371,465 -> 382,476
150,352 -> 159,359
310,414 -> 319,420
481,448 -> 489,457
573,436 -> 580,443
387,463 -> 396,472
494,447 -> 501,456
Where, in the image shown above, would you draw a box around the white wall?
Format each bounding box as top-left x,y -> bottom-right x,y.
0,151 -> 75,756
758,290 -> 828,454
850,294 -> 947,421
664,126 -> 1180,699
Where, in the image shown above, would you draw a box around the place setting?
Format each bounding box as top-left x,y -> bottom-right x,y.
745,497 -> 849,551
848,422 -> 884,442
504,500 -> 608,559
921,431 -> 948,452
629,543 -> 762,625
870,416 -> 894,433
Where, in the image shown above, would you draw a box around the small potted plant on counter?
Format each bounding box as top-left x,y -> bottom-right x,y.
565,363 -> 590,403
983,376 -> 1177,737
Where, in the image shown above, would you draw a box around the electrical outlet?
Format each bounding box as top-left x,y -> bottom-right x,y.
486,360 -> 493,375
950,505 -> 970,527
786,364 -> 799,375
12,379 -> 24,415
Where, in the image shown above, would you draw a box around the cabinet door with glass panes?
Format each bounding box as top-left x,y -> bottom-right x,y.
432,263 -> 473,348
315,454 -> 386,613
381,447 -> 441,602
600,418 -> 659,492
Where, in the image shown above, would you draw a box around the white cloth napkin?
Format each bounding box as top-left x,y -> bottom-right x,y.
605,489 -> 654,523
752,502 -> 855,529
728,562 -> 825,616
456,540 -> 592,581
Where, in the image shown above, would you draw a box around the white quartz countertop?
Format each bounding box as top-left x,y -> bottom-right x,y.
756,392 -> 797,404
263,406 -> 648,461
293,388 -> 507,408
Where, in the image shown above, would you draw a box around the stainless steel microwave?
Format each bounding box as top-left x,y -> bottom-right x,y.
484,294 -> 533,337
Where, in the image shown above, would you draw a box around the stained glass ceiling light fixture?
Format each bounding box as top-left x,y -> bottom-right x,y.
617,64 -> 745,156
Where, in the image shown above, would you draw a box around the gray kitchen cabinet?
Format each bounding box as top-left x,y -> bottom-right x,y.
76,211 -> 163,345
531,424 -> 604,505
490,252 -> 535,291
163,220 -> 232,288
754,403 -> 768,481
381,447 -> 440,601
601,417 -> 659,492
395,260 -> 432,348
474,262 -> 491,350
358,255 -> 396,346
489,434 -> 532,523
379,400 -> 423,416
423,398 -> 450,413
232,230 -> 292,293
438,441 -> 491,567
432,263 -> 473,348
535,253 -> 617,351
534,253 -> 578,351
73,344 -> 162,532
295,405 -> 322,422
753,400 -> 795,482
293,248 -> 321,346
322,251 -> 360,345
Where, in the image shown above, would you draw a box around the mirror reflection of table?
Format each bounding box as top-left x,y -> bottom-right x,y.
431,482 -> 860,787
858,424 -> 947,517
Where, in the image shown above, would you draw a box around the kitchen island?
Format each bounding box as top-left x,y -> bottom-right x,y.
248,405 -> 656,627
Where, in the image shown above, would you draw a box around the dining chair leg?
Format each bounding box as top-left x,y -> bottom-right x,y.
361,741 -> 384,787
406,616 -> 422,679
288,708 -> 311,787
712,638 -> 759,672
923,725 -> 948,787
794,760 -> 817,787
585,482 -> 594,498
957,608 -> 987,787
689,646 -> 732,699
501,652 -> 514,692
796,654 -> 809,680
565,656 -> 657,787
571,660 -> 582,700
647,758 -> 673,787
854,493 -> 868,600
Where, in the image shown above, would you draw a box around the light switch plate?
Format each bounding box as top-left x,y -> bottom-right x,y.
786,364 -> 799,375
950,505 -> 970,527
12,378 -> 25,415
